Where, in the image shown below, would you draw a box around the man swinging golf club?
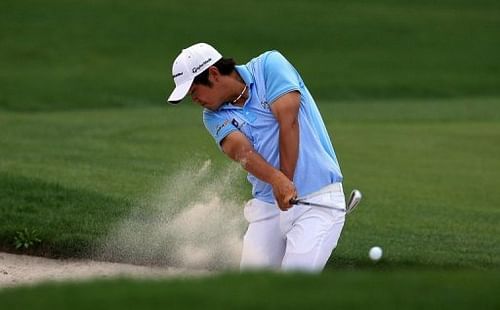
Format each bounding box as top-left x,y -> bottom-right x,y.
167,43 -> 358,272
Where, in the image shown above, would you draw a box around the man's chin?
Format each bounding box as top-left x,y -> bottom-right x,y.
205,102 -> 224,111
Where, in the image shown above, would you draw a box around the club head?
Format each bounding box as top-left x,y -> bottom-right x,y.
346,189 -> 362,214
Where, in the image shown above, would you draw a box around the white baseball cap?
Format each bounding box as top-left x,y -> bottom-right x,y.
167,43 -> 223,104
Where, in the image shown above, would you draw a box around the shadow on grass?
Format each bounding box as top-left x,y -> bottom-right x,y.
0,173 -> 132,258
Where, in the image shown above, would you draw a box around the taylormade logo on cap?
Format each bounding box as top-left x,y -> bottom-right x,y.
192,58 -> 212,74
167,43 -> 223,104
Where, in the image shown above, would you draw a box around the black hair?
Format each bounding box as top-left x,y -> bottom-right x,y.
193,58 -> 236,86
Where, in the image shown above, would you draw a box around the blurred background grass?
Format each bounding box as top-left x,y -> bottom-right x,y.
1,0 -> 499,111
1,271 -> 500,309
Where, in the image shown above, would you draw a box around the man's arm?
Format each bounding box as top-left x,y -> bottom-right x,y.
221,131 -> 297,211
270,91 -> 300,181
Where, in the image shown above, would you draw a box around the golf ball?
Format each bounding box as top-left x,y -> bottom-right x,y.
369,246 -> 383,261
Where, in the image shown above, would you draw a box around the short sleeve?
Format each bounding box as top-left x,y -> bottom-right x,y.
203,110 -> 238,146
263,51 -> 301,105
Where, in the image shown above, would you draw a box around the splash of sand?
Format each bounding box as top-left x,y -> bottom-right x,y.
96,160 -> 247,270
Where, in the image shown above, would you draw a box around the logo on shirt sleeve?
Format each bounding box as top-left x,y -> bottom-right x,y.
215,119 -> 230,136
215,117 -> 247,137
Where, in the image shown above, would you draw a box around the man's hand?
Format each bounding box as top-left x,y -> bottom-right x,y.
271,171 -> 297,211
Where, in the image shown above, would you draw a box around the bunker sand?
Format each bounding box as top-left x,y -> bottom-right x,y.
0,252 -> 208,288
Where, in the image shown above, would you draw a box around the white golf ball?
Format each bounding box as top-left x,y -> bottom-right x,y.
369,246 -> 383,261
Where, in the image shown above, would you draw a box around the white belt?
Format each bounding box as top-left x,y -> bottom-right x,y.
299,183 -> 343,201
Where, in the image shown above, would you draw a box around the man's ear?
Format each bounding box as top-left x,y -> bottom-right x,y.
208,66 -> 220,83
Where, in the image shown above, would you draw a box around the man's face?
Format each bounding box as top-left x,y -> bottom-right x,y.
188,82 -> 225,111
188,67 -> 231,111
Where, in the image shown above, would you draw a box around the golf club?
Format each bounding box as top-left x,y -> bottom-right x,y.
290,189 -> 362,214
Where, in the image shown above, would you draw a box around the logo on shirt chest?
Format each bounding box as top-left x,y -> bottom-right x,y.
231,119 -> 240,128
231,117 -> 248,130
260,100 -> 270,111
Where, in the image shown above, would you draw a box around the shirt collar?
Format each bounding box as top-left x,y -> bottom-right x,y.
216,65 -> 254,111
235,65 -> 254,86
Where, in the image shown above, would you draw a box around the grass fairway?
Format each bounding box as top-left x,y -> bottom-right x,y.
1,271 -> 500,309
1,99 -> 499,268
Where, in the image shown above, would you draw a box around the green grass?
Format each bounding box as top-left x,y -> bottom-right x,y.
0,173 -> 131,257
1,271 -> 500,309
1,0 -> 499,111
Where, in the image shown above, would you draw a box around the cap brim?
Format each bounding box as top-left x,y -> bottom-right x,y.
167,79 -> 193,104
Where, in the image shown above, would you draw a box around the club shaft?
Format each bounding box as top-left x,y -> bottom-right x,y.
291,200 -> 346,212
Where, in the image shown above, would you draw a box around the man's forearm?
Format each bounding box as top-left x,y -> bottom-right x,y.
221,131 -> 297,210
221,131 -> 283,184
279,120 -> 299,181
243,152 -> 288,187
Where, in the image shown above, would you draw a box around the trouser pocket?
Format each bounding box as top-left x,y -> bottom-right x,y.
243,199 -> 280,223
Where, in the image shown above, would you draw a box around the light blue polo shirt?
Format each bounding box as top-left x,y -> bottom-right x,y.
203,51 -> 342,204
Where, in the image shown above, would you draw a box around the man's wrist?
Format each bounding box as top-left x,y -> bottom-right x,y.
269,169 -> 288,187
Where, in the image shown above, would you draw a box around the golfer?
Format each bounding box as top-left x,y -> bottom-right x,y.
167,43 -> 345,272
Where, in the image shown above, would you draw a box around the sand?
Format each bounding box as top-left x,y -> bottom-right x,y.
0,252 -> 207,289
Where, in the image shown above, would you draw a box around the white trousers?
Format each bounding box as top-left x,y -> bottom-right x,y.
240,183 -> 346,272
